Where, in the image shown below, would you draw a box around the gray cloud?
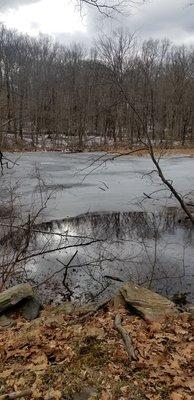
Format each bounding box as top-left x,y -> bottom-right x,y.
129,0 -> 194,43
54,31 -> 92,48
0,0 -> 39,11
83,0 -> 194,45
0,0 -> 193,45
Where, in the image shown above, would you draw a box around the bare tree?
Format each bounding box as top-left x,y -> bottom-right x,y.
0,24 -> 193,151
96,31 -> 194,223
77,0 -> 145,16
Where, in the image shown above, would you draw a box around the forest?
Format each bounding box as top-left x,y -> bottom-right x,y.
0,24 -> 194,151
0,0 -> 194,398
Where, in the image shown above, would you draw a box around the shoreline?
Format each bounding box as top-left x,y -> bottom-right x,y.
2,146 -> 194,157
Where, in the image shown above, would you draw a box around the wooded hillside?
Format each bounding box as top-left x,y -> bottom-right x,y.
0,26 -> 194,150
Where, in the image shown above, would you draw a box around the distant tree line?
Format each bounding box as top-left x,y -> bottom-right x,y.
0,25 -> 194,150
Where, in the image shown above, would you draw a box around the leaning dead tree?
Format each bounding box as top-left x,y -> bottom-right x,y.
146,138 -> 194,223
94,32 -> 194,224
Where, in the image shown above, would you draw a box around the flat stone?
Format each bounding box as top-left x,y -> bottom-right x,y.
119,282 -> 178,322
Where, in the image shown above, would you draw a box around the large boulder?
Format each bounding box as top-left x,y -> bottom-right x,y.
20,297 -> 42,321
119,282 -> 178,322
0,284 -> 41,320
0,284 -> 34,314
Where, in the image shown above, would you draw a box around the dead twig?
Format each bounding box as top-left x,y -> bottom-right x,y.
0,389 -> 32,399
115,313 -> 137,361
34,250 -> 78,289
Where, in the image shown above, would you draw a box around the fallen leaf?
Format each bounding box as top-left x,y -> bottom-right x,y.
185,378 -> 194,392
45,389 -> 62,399
171,392 -> 184,400
0,368 -> 14,378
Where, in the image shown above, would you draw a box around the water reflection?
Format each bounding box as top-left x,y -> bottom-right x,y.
38,208 -> 193,242
23,209 -> 194,304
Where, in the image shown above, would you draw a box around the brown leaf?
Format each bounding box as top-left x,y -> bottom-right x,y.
45,389 -> 62,399
85,327 -> 105,339
172,376 -> 186,388
155,332 -> 179,342
33,354 -> 48,365
185,378 -> 194,392
149,322 -> 162,333
170,392 -> 184,400
100,391 -> 112,400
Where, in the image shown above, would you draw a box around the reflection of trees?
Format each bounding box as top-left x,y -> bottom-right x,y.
1,207 -> 193,302
43,209 -> 192,242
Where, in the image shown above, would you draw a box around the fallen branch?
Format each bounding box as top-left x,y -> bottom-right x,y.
115,313 -> 137,361
0,389 -> 32,399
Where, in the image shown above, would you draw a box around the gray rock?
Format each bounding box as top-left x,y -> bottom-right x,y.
0,284 -> 34,314
188,305 -> 194,319
21,297 -> 41,320
0,315 -> 13,329
73,388 -> 97,400
0,284 -> 42,321
119,282 -> 178,322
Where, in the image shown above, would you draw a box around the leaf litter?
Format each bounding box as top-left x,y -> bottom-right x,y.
0,304 -> 193,400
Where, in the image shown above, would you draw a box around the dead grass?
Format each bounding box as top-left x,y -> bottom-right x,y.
2,143 -> 194,157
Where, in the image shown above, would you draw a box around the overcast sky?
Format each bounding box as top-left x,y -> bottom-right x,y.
0,0 -> 193,46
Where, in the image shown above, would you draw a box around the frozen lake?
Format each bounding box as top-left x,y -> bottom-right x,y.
2,152 -> 194,304
5,151 -> 194,219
